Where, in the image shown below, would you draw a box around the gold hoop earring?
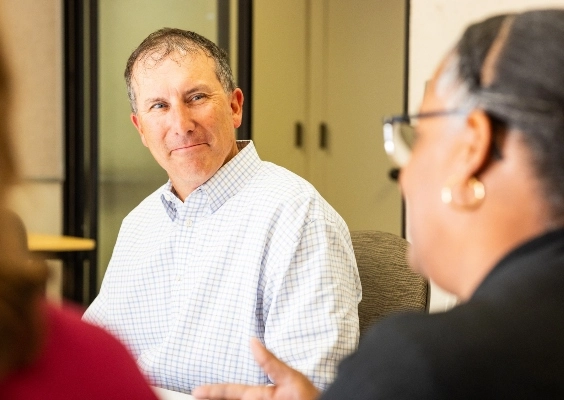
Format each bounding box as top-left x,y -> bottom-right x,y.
441,177 -> 485,209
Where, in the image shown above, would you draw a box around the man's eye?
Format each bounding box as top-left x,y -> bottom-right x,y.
151,103 -> 166,110
191,94 -> 206,102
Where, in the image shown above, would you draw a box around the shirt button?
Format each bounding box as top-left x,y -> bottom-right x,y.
185,219 -> 193,227
176,276 -> 181,281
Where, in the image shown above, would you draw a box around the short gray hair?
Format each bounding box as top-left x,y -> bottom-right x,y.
124,28 -> 235,114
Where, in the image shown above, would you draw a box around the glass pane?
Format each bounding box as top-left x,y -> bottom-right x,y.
98,0 -> 225,286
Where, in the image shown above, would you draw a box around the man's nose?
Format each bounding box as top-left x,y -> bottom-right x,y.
170,104 -> 196,135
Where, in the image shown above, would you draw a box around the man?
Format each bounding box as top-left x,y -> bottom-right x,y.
83,28 -> 361,394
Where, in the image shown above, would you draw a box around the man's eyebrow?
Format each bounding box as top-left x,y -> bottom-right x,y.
144,96 -> 166,106
184,84 -> 212,95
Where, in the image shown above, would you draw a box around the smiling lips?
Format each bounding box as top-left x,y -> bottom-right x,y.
171,143 -> 207,153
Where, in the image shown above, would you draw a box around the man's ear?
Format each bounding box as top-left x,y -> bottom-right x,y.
230,88 -> 244,129
131,113 -> 148,148
458,109 -> 493,180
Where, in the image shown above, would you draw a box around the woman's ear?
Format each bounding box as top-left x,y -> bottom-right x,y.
459,109 -> 493,180
441,110 -> 492,210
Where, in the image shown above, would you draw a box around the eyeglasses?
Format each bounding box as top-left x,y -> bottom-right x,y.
382,109 -> 469,167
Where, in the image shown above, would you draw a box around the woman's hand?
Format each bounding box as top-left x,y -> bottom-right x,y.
193,337 -> 321,400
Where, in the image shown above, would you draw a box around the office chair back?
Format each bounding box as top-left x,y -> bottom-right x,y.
351,230 -> 428,337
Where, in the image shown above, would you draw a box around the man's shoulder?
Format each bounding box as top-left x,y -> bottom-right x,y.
244,162 -> 346,226
251,161 -> 318,197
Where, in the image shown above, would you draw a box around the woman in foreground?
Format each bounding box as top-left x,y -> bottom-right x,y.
195,9 -> 564,399
0,40 -> 158,399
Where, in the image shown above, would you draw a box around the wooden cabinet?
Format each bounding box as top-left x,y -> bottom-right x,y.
253,0 -> 407,234
252,0 -> 309,177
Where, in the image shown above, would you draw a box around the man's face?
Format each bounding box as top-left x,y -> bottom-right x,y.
130,51 -> 243,199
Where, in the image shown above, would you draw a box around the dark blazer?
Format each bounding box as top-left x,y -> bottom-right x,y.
322,228 -> 564,399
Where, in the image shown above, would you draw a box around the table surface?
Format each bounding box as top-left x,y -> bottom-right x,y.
152,386 -> 194,400
27,233 -> 96,253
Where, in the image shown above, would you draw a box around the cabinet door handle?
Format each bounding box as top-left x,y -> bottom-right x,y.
319,122 -> 328,149
295,122 -> 303,148
388,168 -> 400,181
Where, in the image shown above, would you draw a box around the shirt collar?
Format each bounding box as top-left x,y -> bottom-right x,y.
160,140 -> 261,220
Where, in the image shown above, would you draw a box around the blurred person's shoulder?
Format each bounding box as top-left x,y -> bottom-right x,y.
0,300 -> 158,399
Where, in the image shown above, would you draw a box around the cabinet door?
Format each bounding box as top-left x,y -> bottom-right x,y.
252,0 -> 308,177
253,0 -> 405,235
309,0 -> 405,234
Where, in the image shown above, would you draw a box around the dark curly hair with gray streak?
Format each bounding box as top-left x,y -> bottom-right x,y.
449,9 -> 564,219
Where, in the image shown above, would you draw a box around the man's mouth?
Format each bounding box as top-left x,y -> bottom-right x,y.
172,143 -> 206,152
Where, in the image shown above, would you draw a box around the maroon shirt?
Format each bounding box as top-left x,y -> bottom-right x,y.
0,301 -> 159,400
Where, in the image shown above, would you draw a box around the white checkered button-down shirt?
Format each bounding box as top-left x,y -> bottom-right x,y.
84,141 -> 361,394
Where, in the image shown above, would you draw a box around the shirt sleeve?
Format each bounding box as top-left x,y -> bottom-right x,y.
82,213 -> 128,328
82,254 -> 114,328
262,213 -> 362,390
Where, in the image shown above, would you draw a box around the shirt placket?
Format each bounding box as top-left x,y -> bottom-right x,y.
170,188 -> 208,321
